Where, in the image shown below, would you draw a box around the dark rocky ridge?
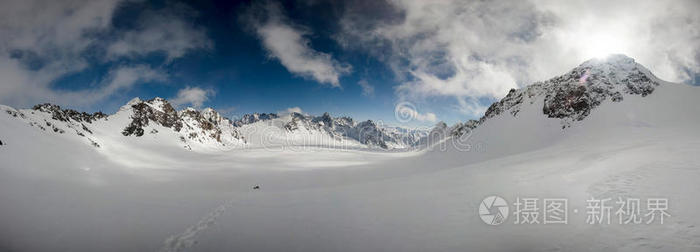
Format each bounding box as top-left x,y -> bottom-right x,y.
32,103 -> 107,123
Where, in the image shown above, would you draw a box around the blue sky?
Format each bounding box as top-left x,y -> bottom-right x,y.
1,0 -> 698,127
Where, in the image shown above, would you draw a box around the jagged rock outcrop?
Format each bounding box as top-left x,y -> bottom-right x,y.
122,98 -> 182,137
180,107 -> 245,145
32,103 -> 107,123
450,120 -> 478,136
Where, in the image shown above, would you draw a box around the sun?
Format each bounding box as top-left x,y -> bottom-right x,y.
582,33 -> 626,59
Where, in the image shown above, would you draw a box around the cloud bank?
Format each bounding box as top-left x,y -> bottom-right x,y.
171,86 -> 215,108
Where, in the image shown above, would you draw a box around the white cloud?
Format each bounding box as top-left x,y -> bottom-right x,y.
249,3 -> 351,87
338,0 -> 700,116
357,79 -> 375,97
281,107 -> 303,115
0,0 -> 211,109
170,86 -> 215,108
276,107 -> 304,116
415,111 -> 437,123
107,9 -> 212,62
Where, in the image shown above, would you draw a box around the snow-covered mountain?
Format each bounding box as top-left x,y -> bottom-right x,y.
0,97 -> 426,151
442,54 -> 665,140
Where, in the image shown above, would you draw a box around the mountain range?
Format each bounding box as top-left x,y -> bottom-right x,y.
0,55 -> 677,152
2,96 -> 428,151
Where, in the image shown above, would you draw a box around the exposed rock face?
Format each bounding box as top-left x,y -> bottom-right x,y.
118,98 -> 245,147
539,55 -> 658,121
180,107 -> 245,144
122,98 -> 182,136
449,120 -> 478,137
451,54 -> 661,135
283,112 -> 307,131
181,108 -> 220,141
32,103 -> 107,123
354,120 -> 389,149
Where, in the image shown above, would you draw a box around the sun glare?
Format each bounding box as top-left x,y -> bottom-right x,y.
583,33 -> 626,59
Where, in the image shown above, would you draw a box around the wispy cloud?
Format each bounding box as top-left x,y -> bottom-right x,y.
280,107 -> 303,115
170,86 -> 215,109
107,6 -> 212,62
247,2 -> 351,87
357,79 -> 375,97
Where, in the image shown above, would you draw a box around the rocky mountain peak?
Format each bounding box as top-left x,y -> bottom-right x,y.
313,112 -> 334,127
471,54 -> 661,131
122,97 -> 182,136
120,98 -> 245,147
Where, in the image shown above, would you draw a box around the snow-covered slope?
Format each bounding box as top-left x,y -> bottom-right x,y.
1,55 -> 699,252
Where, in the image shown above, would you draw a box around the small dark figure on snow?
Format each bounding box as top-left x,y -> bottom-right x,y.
253,185 -> 260,190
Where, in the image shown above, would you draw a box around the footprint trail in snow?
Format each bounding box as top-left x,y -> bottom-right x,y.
159,197 -> 237,252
